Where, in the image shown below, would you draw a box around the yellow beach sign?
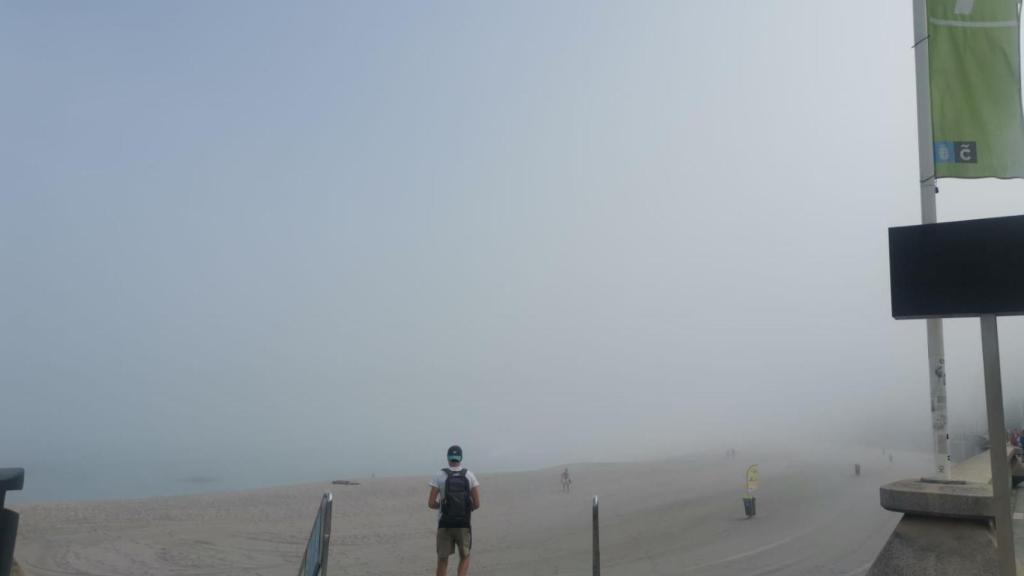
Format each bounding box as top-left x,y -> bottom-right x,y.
746,464 -> 759,493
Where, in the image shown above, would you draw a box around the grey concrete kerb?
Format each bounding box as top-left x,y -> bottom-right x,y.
879,447 -> 1019,521
880,479 -> 994,520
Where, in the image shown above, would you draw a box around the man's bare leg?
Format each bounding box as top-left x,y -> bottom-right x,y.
457,554 -> 471,576
436,557 -> 448,576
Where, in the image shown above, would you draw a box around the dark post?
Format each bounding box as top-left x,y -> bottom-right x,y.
0,469 -> 25,576
592,495 -> 600,576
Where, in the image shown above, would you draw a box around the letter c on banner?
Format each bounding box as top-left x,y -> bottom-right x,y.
960,145 -> 972,162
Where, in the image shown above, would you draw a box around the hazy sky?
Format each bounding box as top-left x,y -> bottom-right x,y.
5,0 -> 1024,501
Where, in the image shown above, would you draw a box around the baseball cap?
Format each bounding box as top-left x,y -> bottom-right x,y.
447,445 -> 463,462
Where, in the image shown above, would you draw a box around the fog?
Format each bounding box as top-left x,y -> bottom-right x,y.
4,1 -> 1024,502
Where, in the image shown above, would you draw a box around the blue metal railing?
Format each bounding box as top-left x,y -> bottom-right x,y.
297,492 -> 333,576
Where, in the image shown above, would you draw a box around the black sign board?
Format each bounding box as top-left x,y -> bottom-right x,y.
889,214 -> 1024,319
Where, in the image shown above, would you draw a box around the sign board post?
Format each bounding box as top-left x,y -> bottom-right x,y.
981,315 -> 1015,576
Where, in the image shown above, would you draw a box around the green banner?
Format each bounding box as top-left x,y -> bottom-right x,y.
928,0 -> 1024,178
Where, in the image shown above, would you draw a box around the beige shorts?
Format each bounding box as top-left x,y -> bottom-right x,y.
437,527 -> 472,559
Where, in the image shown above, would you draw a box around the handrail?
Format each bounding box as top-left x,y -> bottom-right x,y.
297,493 -> 333,576
592,495 -> 600,576
951,445 -> 1018,484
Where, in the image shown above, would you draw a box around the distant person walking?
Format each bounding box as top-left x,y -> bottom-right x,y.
560,468 -> 572,493
428,445 -> 480,576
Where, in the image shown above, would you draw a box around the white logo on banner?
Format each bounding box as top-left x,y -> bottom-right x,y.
954,0 -> 975,15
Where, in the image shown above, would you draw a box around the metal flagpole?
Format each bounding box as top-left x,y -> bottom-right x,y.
980,315 -> 1015,576
912,0 -> 952,480
592,495 -> 600,576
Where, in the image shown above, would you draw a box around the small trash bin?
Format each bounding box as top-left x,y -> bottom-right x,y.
742,496 -> 756,518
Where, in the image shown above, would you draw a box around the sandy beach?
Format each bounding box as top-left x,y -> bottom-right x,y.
13,448 -> 925,576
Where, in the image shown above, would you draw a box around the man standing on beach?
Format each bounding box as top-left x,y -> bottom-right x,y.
428,445 -> 480,576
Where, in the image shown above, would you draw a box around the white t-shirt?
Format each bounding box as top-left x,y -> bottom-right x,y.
429,465 -> 480,520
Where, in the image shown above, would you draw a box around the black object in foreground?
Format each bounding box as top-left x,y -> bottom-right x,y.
889,214 -> 1024,319
0,468 -> 24,576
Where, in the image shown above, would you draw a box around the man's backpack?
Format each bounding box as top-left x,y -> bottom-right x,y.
440,469 -> 473,528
